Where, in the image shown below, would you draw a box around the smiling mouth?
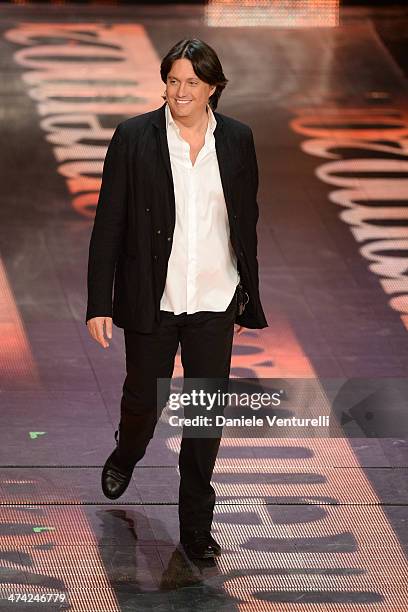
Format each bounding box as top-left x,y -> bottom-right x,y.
175,99 -> 192,104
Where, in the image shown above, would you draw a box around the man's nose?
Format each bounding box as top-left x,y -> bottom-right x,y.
177,83 -> 187,97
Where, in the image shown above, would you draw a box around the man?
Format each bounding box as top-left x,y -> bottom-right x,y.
86,39 -> 268,561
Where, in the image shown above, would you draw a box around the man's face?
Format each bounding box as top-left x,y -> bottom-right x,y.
166,58 -> 216,119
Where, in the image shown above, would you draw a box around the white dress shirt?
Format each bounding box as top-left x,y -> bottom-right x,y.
160,102 -> 240,315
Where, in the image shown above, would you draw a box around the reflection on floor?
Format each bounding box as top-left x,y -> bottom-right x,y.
0,3 -> 407,610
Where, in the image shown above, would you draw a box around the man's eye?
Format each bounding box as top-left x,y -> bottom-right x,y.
168,80 -> 197,85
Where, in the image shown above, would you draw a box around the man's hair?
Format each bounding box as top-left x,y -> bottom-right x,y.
160,39 -> 228,110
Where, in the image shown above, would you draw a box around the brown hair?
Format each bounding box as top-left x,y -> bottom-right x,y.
160,38 -> 228,110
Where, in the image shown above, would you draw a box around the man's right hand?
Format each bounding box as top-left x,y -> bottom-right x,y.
87,317 -> 113,348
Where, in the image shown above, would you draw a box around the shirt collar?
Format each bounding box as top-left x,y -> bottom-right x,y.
165,102 -> 217,135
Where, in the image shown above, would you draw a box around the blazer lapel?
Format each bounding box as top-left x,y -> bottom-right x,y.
151,103 -> 176,230
154,105 -> 173,183
214,113 -> 238,219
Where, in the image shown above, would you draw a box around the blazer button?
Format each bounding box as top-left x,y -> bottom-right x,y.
240,250 -> 244,257
153,254 -> 158,260
233,214 -> 237,220
145,207 -> 151,212
167,236 -> 172,241
156,229 -> 161,234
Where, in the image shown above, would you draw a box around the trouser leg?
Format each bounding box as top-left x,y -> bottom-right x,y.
178,289 -> 237,537
115,319 -> 179,470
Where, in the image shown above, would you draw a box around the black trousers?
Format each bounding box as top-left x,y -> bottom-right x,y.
115,286 -> 238,538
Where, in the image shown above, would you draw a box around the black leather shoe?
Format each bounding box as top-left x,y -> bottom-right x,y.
208,534 -> 222,556
101,449 -> 134,500
180,530 -> 222,560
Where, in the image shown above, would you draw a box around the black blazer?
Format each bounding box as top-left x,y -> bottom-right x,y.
86,102 -> 268,332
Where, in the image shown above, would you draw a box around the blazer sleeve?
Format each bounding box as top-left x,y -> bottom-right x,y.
246,127 -> 260,259
85,124 -> 127,323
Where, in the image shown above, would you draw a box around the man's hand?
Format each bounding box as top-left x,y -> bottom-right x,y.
234,324 -> 244,336
87,316 -> 113,348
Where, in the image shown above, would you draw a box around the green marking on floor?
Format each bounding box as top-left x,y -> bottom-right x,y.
33,527 -> 55,533
29,432 -> 46,439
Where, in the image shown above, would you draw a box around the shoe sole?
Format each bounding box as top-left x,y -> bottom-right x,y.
182,549 -> 215,560
180,543 -> 217,560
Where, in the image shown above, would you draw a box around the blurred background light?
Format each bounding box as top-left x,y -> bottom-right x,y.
205,0 -> 340,27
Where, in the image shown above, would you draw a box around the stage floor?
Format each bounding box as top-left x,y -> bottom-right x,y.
0,3 -> 407,610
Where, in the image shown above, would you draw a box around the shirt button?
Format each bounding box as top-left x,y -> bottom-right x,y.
145,207 -> 151,212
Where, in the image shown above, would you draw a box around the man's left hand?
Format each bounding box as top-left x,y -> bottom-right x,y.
234,324 -> 244,335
